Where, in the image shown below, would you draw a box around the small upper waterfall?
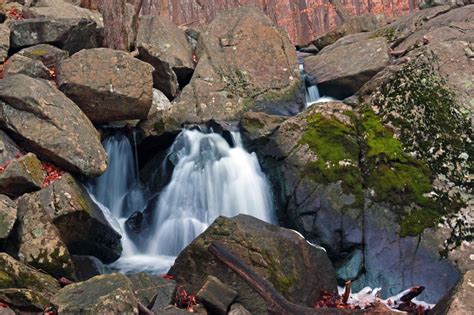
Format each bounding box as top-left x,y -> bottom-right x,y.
87,128 -> 274,273
298,55 -> 335,107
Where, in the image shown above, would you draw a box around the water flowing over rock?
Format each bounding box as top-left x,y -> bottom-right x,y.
304,36 -> 390,99
169,214 -> 337,314
136,15 -> 194,99
0,74 -> 107,177
57,48 -> 154,123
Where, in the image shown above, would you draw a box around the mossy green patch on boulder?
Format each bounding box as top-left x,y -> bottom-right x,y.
360,108 -> 443,236
300,111 -> 363,206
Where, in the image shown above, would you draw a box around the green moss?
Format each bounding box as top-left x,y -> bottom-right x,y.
266,254 -> 297,295
370,27 -> 397,42
360,108 -> 442,236
301,113 -> 364,206
0,270 -> 13,288
372,57 -> 471,184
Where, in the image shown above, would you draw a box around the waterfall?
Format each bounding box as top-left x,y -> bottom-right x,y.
299,56 -> 336,107
87,129 -> 274,273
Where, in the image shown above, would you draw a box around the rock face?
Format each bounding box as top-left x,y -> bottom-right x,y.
52,273 -> 139,314
72,255 -> 111,281
0,131 -> 22,166
431,270 -> 474,315
9,18 -> 100,54
304,37 -> 390,99
0,288 -> 50,313
33,173 -> 122,263
0,195 -> 16,243
136,15 -> 194,99
0,253 -> 60,298
16,192 -> 76,279
169,214 -> 336,314
3,54 -> 51,79
57,48 -> 154,123
0,153 -> 44,198
165,7 -> 301,128
196,276 -> 237,315
127,272 -> 175,308
254,99 -> 462,302
0,74 -> 107,177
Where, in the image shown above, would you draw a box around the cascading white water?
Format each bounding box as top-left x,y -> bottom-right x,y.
299,57 -> 336,107
87,129 -> 274,273
146,130 -> 274,256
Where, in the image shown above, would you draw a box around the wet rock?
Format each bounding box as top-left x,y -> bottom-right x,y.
38,173 -> 122,263
127,272 -> 175,308
0,153 -> 44,198
3,54 -> 51,79
0,74 -> 107,177
9,17 -> 100,54
16,192 -> 76,279
0,24 -> 9,60
304,37 -> 390,99
71,255 -> 111,281
169,214 -> 336,314
0,288 -> 50,313
312,14 -> 387,50
205,120 -> 238,147
336,249 -> 364,282
0,253 -> 60,298
196,276 -> 237,315
0,195 -> 16,243
431,270 -> 474,315
419,0 -> 470,9
57,48 -> 154,123
155,305 -> 191,314
52,273 -> 139,314
137,15 -> 194,99
16,44 -> 69,68
169,6 -> 301,125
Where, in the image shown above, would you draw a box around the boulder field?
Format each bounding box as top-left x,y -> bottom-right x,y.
0,1 -> 472,314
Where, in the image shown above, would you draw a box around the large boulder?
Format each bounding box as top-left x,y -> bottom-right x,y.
0,288 -> 50,314
303,36 -> 390,99
311,14 -> 387,50
136,15 -> 194,99
163,7 -> 300,129
127,272 -> 175,308
71,255 -> 111,281
16,44 -> 69,68
0,195 -> 16,243
0,253 -> 60,298
0,152 -> 44,197
255,101 -> 462,303
23,0 -> 103,28
3,54 -> 51,79
169,214 -> 336,314
52,273 -> 139,314
0,74 -> 107,177
9,17 -> 100,54
33,173 -> 122,263
57,48 -> 154,123
16,191 -> 76,279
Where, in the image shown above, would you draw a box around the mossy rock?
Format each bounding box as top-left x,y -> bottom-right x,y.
0,288 -> 50,313
0,253 -> 59,298
168,214 -> 336,314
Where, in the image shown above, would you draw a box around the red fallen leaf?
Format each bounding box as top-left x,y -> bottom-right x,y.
0,301 -> 10,308
174,286 -> 197,312
41,162 -> 64,187
58,277 -> 74,287
6,8 -> 23,20
161,274 -> 175,280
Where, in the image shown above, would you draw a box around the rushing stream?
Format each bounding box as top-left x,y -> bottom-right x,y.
87,129 -> 274,273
